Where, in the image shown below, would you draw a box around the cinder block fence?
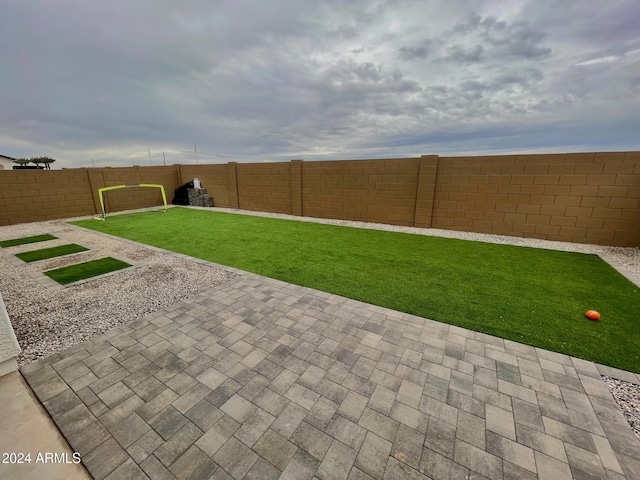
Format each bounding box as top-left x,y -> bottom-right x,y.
0,152 -> 638,246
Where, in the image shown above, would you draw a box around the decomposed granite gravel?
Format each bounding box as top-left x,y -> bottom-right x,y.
0,218 -> 236,366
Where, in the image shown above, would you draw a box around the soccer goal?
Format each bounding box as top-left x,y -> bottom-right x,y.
96,184 -> 168,220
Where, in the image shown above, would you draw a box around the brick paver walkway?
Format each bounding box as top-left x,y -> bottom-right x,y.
21,273 -> 640,479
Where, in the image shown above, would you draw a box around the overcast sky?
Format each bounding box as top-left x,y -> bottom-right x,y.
1,1 -> 639,168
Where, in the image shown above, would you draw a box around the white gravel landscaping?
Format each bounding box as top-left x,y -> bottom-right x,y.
0,217 -> 237,366
604,376 -> 640,440
1,206 -> 639,438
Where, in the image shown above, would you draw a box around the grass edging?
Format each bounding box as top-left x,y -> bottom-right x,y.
0,234 -> 57,248
44,257 -> 132,285
16,244 -> 89,263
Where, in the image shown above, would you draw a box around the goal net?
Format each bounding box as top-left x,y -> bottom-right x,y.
96,184 -> 168,220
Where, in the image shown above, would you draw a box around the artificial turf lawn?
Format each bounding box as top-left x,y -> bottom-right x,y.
0,234 -> 57,248
16,244 -> 89,263
44,257 -> 131,285
72,207 -> 640,372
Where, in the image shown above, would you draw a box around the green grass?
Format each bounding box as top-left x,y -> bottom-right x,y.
0,234 -> 57,248
44,257 -> 132,285
72,207 -> 640,372
16,244 -> 89,263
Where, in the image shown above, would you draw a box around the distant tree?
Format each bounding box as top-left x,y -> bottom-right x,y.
35,157 -> 57,170
26,156 -> 57,169
12,158 -> 31,167
11,156 -> 57,169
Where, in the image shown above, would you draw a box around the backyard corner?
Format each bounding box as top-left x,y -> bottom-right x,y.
1,208 -> 640,480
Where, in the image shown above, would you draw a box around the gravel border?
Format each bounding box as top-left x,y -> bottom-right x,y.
1,207 -> 639,439
604,376 -> 640,440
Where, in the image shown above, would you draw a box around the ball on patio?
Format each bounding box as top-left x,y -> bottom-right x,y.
585,310 -> 601,321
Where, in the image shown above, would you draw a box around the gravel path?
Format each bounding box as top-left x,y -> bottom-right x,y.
1,207 -> 639,439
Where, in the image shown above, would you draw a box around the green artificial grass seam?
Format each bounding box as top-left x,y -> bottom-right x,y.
0,234 -> 57,248
16,244 -> 89,263
44,257 -> 132,285
71,208 -> 640,372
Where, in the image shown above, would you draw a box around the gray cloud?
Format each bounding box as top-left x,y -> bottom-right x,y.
398,40 -> 432,60
0,0 -> 638,167
521,0 -> 640,47
447,13 -> 551,61
481,18 -> 552,59
444,44 -> 484,63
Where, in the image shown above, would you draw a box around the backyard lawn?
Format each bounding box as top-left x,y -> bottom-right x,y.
72,207 -> 640,373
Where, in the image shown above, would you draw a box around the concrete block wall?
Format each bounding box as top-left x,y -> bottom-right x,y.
236,162 -> 292,214
180,164 -> 231,207
431,152 -> 640,245
0,169 -> 95,224
0,166 -> 182,225
414,155 -> 439,228
98,166 -> 180,214
302,158 -> 421,226
0,152 -> 638,246
291,160 -> 303,216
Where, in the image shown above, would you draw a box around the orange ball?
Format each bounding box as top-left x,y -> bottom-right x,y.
586,310 -> 600,321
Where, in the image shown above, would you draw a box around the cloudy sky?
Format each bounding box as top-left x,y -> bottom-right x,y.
1,0 -> 639,168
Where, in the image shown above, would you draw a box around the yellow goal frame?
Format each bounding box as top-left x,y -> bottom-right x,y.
96,184 -> 168,220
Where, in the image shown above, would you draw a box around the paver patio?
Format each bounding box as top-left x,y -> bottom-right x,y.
21,268 -> 640,480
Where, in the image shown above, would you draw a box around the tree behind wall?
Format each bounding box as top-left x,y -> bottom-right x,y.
12,158 -> 31,167
11,157 -> 57,169
33,157 -> 56,170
